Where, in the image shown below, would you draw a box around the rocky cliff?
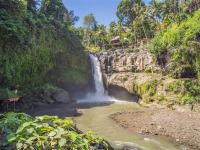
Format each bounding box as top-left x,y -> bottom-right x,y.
99,45 -> 160,74
98,44 -> 158,102
98,45 -> 199,109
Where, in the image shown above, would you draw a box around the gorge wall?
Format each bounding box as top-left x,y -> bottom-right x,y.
98,45 -> 200,110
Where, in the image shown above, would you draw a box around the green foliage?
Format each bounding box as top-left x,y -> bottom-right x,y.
0,0 -> 89,95
34,83 -> 59,93
178,80 -> 200,104
133,79 -> 157,103
83,13 -> 97,30
0,112 -> 32,134
0,112 -> 32,147
156,94 -> 167,102
171,65 -> 196,79
40,0 -> 79,25
184,80 -> 200,97
116,0 -> 145,26
0,88 -> 19,99
150,10 -> 200,79
138,80 -> 157,97
133,77 -> 200,105
181,93 -> 196,104
165,80 -> 183,93
79,19 -> 110,52
165,80 -> 200,104
0,113 -> 110,150
78,0 -> 200,52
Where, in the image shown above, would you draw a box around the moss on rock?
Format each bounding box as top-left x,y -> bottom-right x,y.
132,73 -> 199,105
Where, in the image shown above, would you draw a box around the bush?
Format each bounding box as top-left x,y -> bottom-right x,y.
138,80 -> 157,97
179,80 -> 200,104
165,80 -> 183,93
171,65 -> 196,79
0,113 -> 111,150
149,10 -> 200,80
133,80 -> 158,103
0,112 -> 32,148
0,88 -> 19,99
181,93 -> 196,104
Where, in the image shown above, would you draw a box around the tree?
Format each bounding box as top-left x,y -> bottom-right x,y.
149,0 -> 163,22
83,14 -> 97,45
27,0 -> 38,12
40,0 -> 67,21
93,25 -> 109,49
0,0 -> 88,95
109,21 -> 118,38
40,0 -> 79,25
116,0 -> 145,26
67,10 -> 79,25
83,13 -> 97,31
0,0 -> 26,16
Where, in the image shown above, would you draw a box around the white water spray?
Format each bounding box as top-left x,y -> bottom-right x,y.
90,54 -> 105,96
78,54 -> 118,103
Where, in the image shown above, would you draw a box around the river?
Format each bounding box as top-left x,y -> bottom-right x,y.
74,54 -> 186,150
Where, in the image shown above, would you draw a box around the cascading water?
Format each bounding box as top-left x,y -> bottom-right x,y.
76,55 -> 184,150
90,54 -> 106,96
78,54 -> 118,103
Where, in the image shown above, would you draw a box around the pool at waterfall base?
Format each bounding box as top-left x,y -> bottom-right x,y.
74,54 -> 187,150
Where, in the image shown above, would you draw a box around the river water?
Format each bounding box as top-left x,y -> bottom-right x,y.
75,54 -> 186,150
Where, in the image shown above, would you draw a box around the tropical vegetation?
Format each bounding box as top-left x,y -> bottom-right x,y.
78,0 -> 200,104
0,0 -> 90,99
0,112 -> 110,150
80,0 -> 199,52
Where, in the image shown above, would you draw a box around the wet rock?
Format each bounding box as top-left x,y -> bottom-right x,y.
122,147 -> 139,150
45,98 -> 55,104
108,84 -> 139,102
52,89 -> 71,103
112,141 -> 140,150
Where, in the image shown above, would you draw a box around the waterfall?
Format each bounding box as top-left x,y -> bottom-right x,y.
90,54 -> 106,96
77,54 -> 118,103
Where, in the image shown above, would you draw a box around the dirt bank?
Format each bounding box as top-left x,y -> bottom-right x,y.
110,105 -> 200,150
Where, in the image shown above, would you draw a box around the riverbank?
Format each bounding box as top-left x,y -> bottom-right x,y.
75,102 -> 184,150
110,104 -> 200,150
19,101 -> 184,150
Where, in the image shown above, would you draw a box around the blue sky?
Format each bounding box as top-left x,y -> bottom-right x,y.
63,0 -> 151,27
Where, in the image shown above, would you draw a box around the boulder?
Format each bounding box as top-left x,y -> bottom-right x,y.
52,89 -> 71,103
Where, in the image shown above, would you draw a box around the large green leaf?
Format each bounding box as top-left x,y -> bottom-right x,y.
58,138 -> 67,147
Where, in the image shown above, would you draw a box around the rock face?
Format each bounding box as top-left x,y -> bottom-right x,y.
98,45 -> 160,102
99,45 -> 160,75
97,45 -> 196,105
52,89 -> 71,103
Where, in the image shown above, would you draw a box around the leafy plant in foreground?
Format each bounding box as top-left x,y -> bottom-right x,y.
0,112 -> 32,148
0,113 -> 110,150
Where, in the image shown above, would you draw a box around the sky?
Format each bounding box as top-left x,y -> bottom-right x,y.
63,0 -> 151,27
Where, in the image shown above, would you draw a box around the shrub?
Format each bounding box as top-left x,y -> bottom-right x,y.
149,10 -> 200,80
165,80 -> 183,93
0,113 -> 110,150
171,65 -> 196,79
181,93 -> 196,104
0,88 -> 19,99
0,112 -> 32,148
138,80 -> 157,97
